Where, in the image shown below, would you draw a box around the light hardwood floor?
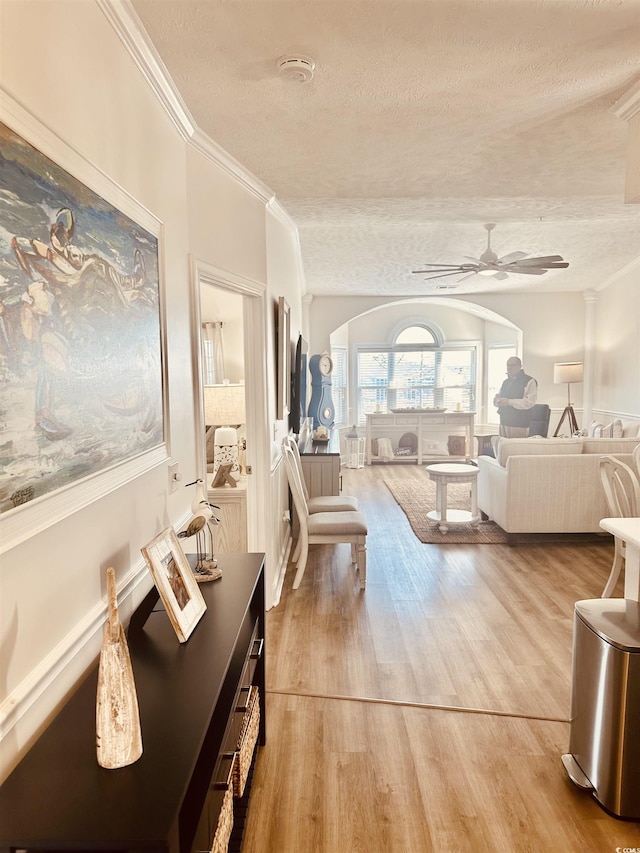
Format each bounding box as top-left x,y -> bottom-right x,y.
243,464 -> 640,852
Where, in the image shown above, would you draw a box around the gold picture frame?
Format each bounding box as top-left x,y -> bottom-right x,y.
141,527 -> 206,642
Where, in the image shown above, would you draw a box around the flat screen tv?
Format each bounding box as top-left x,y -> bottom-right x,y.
289,334 -> 308,434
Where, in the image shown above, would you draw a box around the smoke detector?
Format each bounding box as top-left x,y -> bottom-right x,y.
277,55 -> 315,83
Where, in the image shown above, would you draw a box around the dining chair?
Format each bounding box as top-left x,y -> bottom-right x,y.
633,443 -> 640,479
284,435 -> 359,513
598,454 -> 640,597
282,443 -> 367,590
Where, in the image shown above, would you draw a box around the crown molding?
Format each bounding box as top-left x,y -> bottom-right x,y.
98,0 -> 274,203
267,197 -> 298,230
594,256 -> 640,292
612,77 -> 640,121
190,128 -> 274,204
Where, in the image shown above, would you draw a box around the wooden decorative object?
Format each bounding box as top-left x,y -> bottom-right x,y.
96,567 -> 143,769
211,462 -> 237,488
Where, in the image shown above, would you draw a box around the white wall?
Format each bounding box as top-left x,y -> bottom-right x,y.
265,204 -> 307,605
310,292 -> 588,430
593,265 -> 640,420
0,0 -> 303,780
0,0 -> 197,779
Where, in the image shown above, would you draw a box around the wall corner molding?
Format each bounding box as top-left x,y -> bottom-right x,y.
594,257 -> 640,292
99,0 -> 274,204
189,128 -> 274,203
96,0 -> 195,140
612,77 -> 640,121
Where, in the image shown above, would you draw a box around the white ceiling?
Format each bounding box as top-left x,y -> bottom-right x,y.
130,0 -> 640,297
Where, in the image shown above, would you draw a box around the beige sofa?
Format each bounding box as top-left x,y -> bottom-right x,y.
477,437 -> 640,539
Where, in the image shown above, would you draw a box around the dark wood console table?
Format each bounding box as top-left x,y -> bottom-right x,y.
0,552 -> 266,853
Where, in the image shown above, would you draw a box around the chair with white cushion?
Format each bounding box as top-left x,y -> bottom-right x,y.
598,455 -> 640,597
284,435 -> 359,513
283,443 -> 367,590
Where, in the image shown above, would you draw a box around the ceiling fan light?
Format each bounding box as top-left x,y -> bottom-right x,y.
477,268 -> 498,277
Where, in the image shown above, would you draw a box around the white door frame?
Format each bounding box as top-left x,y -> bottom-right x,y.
190,256 -> 268,554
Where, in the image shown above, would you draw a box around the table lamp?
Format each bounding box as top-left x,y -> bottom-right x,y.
203,381 -> 246,483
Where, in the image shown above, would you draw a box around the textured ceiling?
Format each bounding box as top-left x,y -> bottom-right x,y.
130,0 -> 640,296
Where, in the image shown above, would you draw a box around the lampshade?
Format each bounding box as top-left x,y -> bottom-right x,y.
203,382 -> 245,426
553,362 -> 584,384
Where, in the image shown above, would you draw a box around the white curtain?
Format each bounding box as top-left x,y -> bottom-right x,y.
201,322 -> 225,385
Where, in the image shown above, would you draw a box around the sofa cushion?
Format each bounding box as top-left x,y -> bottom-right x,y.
496,437 -> 583,467
582,437 -> 640,454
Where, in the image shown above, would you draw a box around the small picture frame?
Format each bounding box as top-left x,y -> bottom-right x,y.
211,463 -> 236,488
141,527 -> 206,642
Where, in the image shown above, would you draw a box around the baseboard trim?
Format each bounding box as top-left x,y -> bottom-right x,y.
0,561 -> 151,745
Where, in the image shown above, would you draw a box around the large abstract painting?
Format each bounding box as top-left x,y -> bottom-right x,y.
0,120 -> 163,522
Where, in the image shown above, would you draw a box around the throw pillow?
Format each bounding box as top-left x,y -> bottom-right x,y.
588,420 -> 604,438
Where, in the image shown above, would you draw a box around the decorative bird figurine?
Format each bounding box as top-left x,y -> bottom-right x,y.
178,478 -> 221,536
178,479 -> 221,581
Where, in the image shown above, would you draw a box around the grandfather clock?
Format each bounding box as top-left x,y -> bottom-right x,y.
308,352 -> 335,429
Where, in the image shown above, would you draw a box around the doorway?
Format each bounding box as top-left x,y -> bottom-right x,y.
191,258 -> 269,555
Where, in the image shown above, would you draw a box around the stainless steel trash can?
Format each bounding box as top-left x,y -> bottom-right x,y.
562,598 -> 640,819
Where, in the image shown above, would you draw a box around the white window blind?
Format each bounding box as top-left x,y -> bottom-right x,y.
356,346 -> 476,425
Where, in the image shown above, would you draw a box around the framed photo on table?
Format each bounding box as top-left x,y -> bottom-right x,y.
141,527 -> 206,642
211,463 -> 236,488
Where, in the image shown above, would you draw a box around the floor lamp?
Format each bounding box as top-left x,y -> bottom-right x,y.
553,362 -> 583,436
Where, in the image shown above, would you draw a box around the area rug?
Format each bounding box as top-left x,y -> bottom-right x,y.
384,478 -> 508,544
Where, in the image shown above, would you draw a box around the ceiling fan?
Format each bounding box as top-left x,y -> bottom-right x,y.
412,223 -> 569,281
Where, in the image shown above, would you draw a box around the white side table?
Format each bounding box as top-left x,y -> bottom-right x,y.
426,462 -> 479,533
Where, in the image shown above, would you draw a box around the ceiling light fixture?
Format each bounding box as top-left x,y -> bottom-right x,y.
277,55 -> 315,83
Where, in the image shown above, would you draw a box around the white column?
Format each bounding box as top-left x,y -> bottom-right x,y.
582,290 -> 597,427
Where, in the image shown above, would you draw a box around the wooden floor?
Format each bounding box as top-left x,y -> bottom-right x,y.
243,464 -> 640,852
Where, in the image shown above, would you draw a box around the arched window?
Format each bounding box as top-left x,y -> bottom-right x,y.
394,324 -> 439,346
355,323 -> 476,423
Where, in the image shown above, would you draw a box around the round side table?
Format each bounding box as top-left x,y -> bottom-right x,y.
425,462 -> 480,533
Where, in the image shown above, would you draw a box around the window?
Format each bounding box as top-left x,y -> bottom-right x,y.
331,346 -> 347,426
395,325 -> 437,345
356,345 -> 476,424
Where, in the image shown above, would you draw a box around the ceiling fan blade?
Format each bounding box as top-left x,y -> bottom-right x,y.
513,255 -> 565,265
412,264 -> 467,273
413,268 -> 474,281
506,261 -> 569,271
505,267 -> 548,275
497,251 -> 527,264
